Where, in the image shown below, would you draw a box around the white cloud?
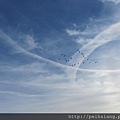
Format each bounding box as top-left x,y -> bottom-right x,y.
66,29 -> 81,36
65,21 -> 120,82
71,23 -> 78,28
1,79 -> 119,112
6,62 -> 49,73
74,37 -> 90,45
0,29 -> 69,69
66,28 -> 94,36
25,35 -> 38,50
66,18 -> 110,38
101,0 -> 120,4
0,90 -> 46,97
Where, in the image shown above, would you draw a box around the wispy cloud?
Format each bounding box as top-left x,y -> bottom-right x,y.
66,29 -> 81,36
0,90 -> 47,97
0,29 -> 68,69
66,21 -> 120,81
1,0 -> 120,113
8,62 -> 48,73
101,0 -> 120,4
73,37 -> 90,45
25,35 -> 38,51
66,28 -> 95,36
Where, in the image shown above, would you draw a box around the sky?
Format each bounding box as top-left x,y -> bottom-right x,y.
1,0 -> 120,113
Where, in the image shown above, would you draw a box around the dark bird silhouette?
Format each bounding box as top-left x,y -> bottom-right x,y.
71,57 -> 72,59
64,55 -> 65,57
83,62 -> 85,64
81,53 -> 84,56
87,58 -> 89,60
95,61 -> 97,63
61,54 -> 63,56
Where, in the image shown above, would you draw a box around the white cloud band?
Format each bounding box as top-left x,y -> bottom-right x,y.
101,0 -> 120,4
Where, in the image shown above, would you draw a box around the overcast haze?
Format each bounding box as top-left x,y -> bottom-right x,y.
1,0 -> 120,112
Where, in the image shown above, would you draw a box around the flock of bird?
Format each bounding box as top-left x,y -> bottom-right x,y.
58,49 -> 97,67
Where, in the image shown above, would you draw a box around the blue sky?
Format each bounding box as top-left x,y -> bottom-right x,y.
1,0 -> 120,112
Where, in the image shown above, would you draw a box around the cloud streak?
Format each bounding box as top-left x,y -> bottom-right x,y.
0,29 -> 68,69
101,0 -> 120,4
66,21 -> 120,82
0,90 -> 47,97
1,0 -> 120,112
1,28 -> 120,86
66,29 -> 81,36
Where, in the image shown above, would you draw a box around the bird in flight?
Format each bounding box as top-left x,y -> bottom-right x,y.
58,50 -> 98,67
